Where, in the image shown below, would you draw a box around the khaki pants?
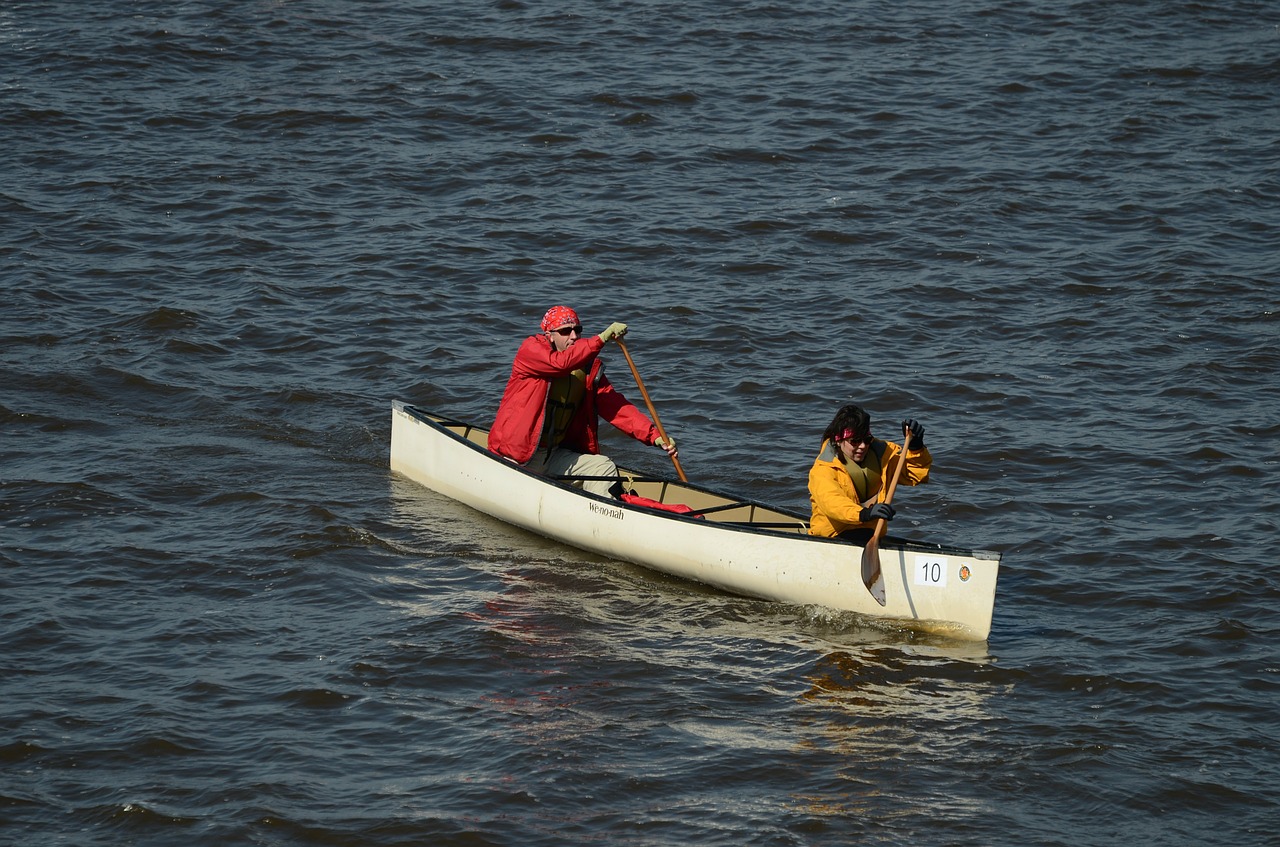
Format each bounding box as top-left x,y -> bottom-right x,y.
526,448 -> 620,498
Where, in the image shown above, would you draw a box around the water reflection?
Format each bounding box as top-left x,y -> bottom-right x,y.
385,473 -> 574,563
791,644 -> 1006,827
800,646 -> 995,716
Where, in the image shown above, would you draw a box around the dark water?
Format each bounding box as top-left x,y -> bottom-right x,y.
4,1 -> 1279,844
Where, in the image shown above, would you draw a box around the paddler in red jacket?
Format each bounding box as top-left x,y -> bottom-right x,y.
808,403 -> 931,541
489,305 -> 679,498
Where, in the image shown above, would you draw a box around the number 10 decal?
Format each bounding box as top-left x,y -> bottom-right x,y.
914,555 -> 948,588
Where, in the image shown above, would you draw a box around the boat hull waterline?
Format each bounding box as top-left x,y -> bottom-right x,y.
389,402 -> 1001,641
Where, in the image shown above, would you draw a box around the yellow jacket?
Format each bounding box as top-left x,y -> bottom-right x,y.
807,439 -> 931,537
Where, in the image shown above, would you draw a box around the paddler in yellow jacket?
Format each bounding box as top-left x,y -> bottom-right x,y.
808,404 -> 931,541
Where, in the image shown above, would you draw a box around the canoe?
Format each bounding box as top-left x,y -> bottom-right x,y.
389,401 -> 1001,641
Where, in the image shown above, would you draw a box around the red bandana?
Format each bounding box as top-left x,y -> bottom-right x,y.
540,305 -> 580,332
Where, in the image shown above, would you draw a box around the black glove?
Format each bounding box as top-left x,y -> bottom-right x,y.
860,502 -> 896,523
901,419 -> 925,450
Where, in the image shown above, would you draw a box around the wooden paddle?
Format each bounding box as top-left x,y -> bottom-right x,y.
615,336 -> 688,482
860,424 -> 912,606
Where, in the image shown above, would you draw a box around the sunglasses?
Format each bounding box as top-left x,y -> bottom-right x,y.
838,432 -> 872,444
551,326 -> 584,336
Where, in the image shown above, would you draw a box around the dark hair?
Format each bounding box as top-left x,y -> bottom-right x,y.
821,404 -> 871,457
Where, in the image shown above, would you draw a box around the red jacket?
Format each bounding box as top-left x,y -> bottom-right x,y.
489,334 -> 660,464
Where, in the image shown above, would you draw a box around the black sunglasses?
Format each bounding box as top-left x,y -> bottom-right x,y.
552,326 -> 584,336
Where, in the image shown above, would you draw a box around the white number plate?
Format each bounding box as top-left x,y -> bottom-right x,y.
913,555 -> 949,588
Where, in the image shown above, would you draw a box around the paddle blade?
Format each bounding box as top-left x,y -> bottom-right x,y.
860,539 -> 887,606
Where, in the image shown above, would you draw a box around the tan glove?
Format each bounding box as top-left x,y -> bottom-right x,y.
656,435 -> 678,455
598,322 -> 628,343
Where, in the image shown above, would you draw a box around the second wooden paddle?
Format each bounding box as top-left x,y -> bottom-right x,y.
860,424 -> 913,606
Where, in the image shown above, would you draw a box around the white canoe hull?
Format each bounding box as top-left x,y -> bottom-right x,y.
390,402 -> 1001,641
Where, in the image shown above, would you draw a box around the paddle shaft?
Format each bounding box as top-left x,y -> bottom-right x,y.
874,427 -> 913,533
615,337 -> 688,482
861,425 -> 913,596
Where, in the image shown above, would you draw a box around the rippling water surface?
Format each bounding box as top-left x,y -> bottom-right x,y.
3,1 -> 1278,845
